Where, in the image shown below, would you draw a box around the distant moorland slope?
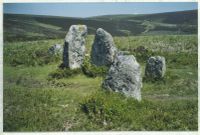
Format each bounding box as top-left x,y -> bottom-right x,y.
3,10 -> 197,41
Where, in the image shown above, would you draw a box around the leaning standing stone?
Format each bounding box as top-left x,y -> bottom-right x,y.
145,56 -> 166,79
91,28 -> 117,66
63,25 -> 87,69
102,55 -> 142,101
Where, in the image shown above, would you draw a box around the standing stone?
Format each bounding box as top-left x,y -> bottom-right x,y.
48,44 -> 63,55
145,56 -> 166,79
91,28 -> 117,66
63,25 -> 87,69
102,55 -> 142,101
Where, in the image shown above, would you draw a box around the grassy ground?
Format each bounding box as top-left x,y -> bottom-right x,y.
3,35 -> 198,131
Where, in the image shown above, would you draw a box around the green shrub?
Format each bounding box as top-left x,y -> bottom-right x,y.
4,41 -> 62,67
48,68 -> 82,79
80,90 -> 198,130
81,56 -> 109,78
143,76 -> 166,83
80,90 -> 128,126
130,46 -> 153,63
48,56 -> 108,79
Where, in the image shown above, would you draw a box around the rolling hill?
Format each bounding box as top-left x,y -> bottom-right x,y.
3,10 -> 197,41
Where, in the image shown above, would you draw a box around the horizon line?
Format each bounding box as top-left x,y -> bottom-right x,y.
3,9 -> 197,18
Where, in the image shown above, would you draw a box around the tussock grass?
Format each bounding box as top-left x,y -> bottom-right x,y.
79,90 -> 197,130
3,35 -> 198,131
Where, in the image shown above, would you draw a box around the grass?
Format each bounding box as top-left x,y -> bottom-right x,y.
3,35 -> 198,131
3,64 -> 102,131
79,90 -> 197,130
4,39 -> 63,66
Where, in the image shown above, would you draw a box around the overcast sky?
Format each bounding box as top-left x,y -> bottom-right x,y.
3,2 -> 198,18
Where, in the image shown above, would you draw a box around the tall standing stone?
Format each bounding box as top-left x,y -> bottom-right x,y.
63,25 -> 87,69
91,28 -> 117,66
102,55 -> 142,101
145,56 -> 166,79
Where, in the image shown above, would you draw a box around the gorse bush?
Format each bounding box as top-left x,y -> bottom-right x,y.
48,68 -> 82,79
130,46 -> 153,63
143,76 -> 166,83
80,90 -> 198,130
81,56 -> 109,78
48,56 -> 109,79
4,41 -> 62,66
80,90 -> 127,126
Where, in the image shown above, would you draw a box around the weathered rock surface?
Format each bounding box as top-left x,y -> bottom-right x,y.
48,44 -> 63,55
63,25 -> 87,69
91,28 -> 117,66
102,55 -> 142,101
145,56 -> 166,79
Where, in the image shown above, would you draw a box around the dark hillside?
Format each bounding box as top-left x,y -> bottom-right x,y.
132,10 -> 197,25
4,10 -> 197,41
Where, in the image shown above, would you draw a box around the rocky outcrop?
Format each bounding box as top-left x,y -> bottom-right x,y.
91,28 -> 117,66
145,56 -> 166,79
63,25 -> 87,69
102,55 -> 142,101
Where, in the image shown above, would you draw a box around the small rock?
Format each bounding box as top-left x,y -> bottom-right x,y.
48,44 -> 63,55
145,56 -> 166,79
103,119 -> 107,126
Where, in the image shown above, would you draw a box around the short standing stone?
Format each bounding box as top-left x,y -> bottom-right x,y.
63,25 -> 87,69
91,28 -> 117,66
145,56 -> 166,79
48,44 -> 63,55
102,55 -> 142,101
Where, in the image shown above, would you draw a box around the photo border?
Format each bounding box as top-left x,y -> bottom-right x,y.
0,0 -> 199,135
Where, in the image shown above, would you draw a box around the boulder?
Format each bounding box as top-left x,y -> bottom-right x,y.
63,25 -> 87,69
48,44 -> 63,55
145,56 -> 166,79
91,28 -> 117,66
102,55 -> 142,101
